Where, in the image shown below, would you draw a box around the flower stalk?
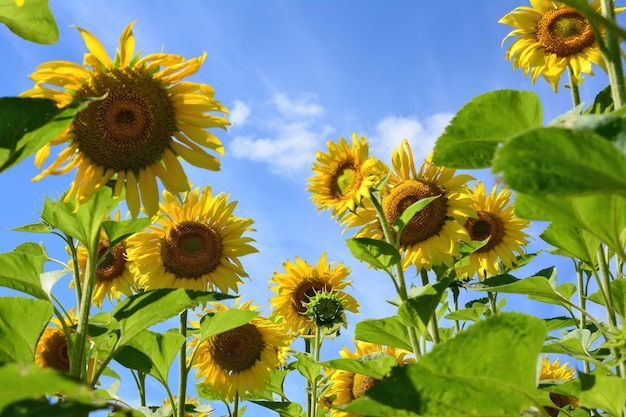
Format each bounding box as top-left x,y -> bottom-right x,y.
600,0 -> 626,108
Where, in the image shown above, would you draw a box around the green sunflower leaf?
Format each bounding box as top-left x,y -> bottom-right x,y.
579,371 -> 626,417
291,351 -> 320,384
0,250 -> 47,299
588,278 -> 626,319
0,98 -> 85,173
492,127 -> 626,198
113,329 -> 184,386
341,312 -> 547,417
397,275 -> 454,333
249,401 -> 302,417
345,238 -> 400,271
199,308 -> 259,342
392,195 -> 440,237
0,296 -> 53,365
354,316 -> 412,352
514,192 -> 626,258
432,89 -> 542,168
102,217 -> 152,248
0,0 -> 58,44
111,289 -> 232,349
322,352 -> 399,380
540,223 -> 600,267
542,329 -> 597,363
10,222 -> 53,234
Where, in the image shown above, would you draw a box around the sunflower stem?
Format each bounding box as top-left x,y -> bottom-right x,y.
487,291 -> 498,316
420,269 -> 440,345
178,309 -> 188,417
233,390 -> 240,417
575,262 -> 591,374
309,325 -> 323,417
369,192 -> 421,357
70,225 -> 100,381
567,65 -> 582,107
600,0 -> 626,109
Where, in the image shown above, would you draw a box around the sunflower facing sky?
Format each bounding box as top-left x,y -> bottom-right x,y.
342,139 -> 475,271
189,300 -> 290,401
499,0 -> 622,91
268,253 -> 359,336
325,341 -> 414,417
308,133 -> 388,220
21,21 -> 229,217
127,185 -> 257,293
70,212 -> 136,308
457,182 -> 531,280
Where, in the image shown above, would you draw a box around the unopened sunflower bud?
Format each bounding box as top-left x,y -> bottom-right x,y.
303,291 -> 345,328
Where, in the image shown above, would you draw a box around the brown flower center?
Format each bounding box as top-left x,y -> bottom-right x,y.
160,221 -> 224,279
96,240 -> 128,283
351,373 -> 380,399
40,329 -> 70,373
536,7 -> 596,56
464,211 -> 505,253
73,68 -> 176,171
383,179 -> 447,246
208,323 -> 264,372
331,160 -> 361,199
292,278 -> 332,314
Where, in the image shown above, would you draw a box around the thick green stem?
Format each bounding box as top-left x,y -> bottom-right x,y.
576,262 -> 591,373
70,227 -> 100,380
600,0 -> 626,108
309,326 -> 323,417
567,65 -> 581,107
420,269 -> 440,345
487,292 -> 498,316
233,390 -> 239,417
178,310 -> 188,417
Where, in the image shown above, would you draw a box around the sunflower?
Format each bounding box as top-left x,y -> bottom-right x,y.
162,395 -> 212,417
308,133 -> 388,219
540,357 -> 578,417
342,139 -> 475,271
70,211 -> 135,308
189,300 -> 290,401
127,185 -> 257,293
499,0 -> 622,92
457,182 -> 531,280
21,21 -> 229,217
268,253 -> 359,336
35,310 -> 77,373
325,341 -> 414,417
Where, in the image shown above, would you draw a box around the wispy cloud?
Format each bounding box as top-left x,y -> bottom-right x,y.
369,113 -> 454,165
228,93 -> 331,174
229,100 -> 251,127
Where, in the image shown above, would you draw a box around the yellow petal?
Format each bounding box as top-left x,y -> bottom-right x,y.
125,171 -> 141,218
73,25 -> 112,69
118,21 -> 137,68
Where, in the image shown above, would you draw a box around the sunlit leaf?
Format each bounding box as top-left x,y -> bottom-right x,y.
0,250 -> 47,299
392,195 -> 440,236
291,351 -> 320,383
101,218 -> 152,249
199,308 -> 258,342
322,352 -> 399,380
540,223 -> 600,266
0,297 -> 52,365
579,371 -> 626,417
493,127 -> 626,198
397,275 -> 453,331
342,313 -> 546,416
346,238 -> 400,271
354,316 -> 412,352
249,401 -> 302,417
432,89 -> 542,168
0,0 -> 58,43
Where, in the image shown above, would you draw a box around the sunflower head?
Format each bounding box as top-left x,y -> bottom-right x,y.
35,310 -> 78,373
269,253 -> 359,336
308,133 -> 388,219
458,182 -> 530,280
190,300 -> 290,401
499,0 -> 623,91
540,357 -> 578,417
303,290 -> 346,328
127,185 -> 257,294
21,21 -> 230,217
342,141 -> 475,271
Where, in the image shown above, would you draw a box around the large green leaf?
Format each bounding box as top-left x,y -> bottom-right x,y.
101,218 -> 152,249
342,313 -> 547,416
249,401 -> 302,417
540,223 -> 600,266
345,238 -> 400,271
0,99 -> 84,173
397,275 -> 453,332
0,297 -> 53,364
0,250 -> 47,299
111,289 -> 231,349
322,352 -> 399,380
579,371 -> 626,417
114,329 -> 184,385
515,193 -> 626,258
199,308 -> 259,341
0,0 -> 58,43
588,278 -> 626,319
493,127 -> 626,198
432,90 -> 542,168
354,316 -> 412,352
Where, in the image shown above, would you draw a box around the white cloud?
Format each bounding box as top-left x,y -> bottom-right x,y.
271,93 -> 324,118
229,100 -> 251,127
229,93 -> 330,174
370,113 -> 454,164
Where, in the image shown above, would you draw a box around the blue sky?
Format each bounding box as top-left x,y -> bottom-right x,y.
0,1 -> 618,415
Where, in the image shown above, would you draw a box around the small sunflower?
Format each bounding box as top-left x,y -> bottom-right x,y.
35,310 -> 77,373
325,341 -> 414,417
308,133 -> 388,219
268,253 -> 359,336
342,139 -> 475,271
458,182 -> 531,280
540,357 -> 578,417
127,185 -> 257,293
162,395 -> 212,417
499,0 -> 623,92
70,211 -> 136,308
189,300 -> 290,401
21,21 -> 229,217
